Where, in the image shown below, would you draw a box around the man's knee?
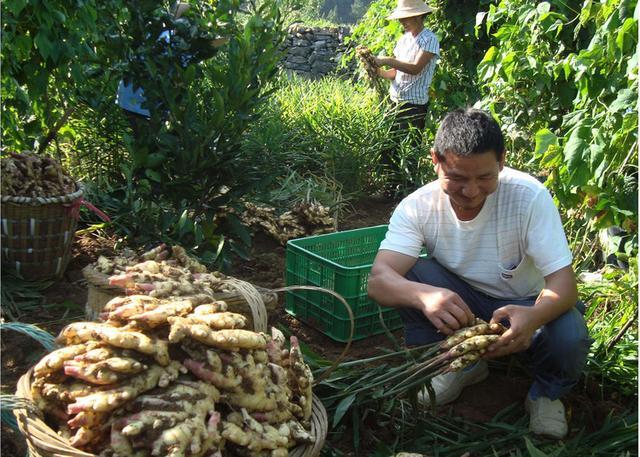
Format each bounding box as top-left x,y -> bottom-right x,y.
538,308 -> 592,375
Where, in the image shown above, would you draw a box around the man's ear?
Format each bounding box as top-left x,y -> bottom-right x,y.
430,148 -> 439,165
498,151 -> 506,171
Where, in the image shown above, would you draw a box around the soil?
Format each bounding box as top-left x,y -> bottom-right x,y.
0,196 -> 632,456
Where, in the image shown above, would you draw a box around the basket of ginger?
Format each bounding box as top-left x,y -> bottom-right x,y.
14,293 -> 328,457
81,244 -> 278,328
1,152 -> 83,280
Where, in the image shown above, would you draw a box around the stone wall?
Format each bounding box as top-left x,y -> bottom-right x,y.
281,24 -> 355,78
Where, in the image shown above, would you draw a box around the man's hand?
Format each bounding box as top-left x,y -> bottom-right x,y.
368,251 -> 474,334
484,305 -> 541,358
417,286 -> 474,335
485,266 -> 578,359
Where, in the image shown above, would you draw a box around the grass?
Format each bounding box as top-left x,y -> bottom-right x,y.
311,342 -> 638,456
243,74 -> 435,199
580,262 -> 638,397
0,274 -> 53,321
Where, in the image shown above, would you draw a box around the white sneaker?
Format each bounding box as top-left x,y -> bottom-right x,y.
418,360 -> 489,406
525,395 -> 568,439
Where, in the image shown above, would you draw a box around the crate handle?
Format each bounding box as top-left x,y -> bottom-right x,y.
271,285 -> 354,385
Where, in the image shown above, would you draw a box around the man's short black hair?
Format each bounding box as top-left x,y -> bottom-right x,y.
434,108 -> 505,161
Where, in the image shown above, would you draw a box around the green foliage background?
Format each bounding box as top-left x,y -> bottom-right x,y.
2,0 -> 287,265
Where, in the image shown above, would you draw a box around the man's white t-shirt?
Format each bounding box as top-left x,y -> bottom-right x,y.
379,167 -> 572,299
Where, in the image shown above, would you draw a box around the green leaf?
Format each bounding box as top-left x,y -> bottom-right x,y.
183,64 -> 196,84
52,9 -> 66,23
563,125 -> 590,173
609,88 -> 635,113
226,213 -> 252,247
616,18 -> 637,52
536,2 -> 551,15
524,437 -> 550,456
13,34 -> 32,61
534,128 -> 558,156
193,223 -> 204,246
579,0 -> 593,25
569,162 -> 591,187
475,10 -> 488,27
332,393 -> 356,427
540,144 -> 563,167
145,169 -> 162,182
589,143 -> 605,172
5,0 -> 28,15
176,210 -> 190,237
229,239 -> 250,260
524,436 -> 566,456
144,152 -> 166,169
481,46 -> 498,63
33,31 -> 53,61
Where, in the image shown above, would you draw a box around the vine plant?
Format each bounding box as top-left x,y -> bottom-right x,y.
477,0 -> 637,267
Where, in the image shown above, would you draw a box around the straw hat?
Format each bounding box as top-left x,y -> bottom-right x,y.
387,0 -> 434,20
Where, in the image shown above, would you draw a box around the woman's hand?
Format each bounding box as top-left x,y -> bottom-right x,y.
373,56 -> 392,67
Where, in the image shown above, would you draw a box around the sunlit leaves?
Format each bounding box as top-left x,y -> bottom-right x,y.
477,0 -> 637,264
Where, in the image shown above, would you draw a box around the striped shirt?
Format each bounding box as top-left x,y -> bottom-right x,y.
390,28 -> 440,105
379,168 -> 572,299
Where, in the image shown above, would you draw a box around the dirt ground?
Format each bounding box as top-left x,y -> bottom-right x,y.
0,195 -> 631,456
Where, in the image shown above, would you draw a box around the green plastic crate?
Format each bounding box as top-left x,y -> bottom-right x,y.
285,225 -> 402,342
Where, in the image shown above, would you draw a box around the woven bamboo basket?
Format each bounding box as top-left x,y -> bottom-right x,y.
82,265 -> 279,328
1,184 -> 83,280
14,368 -> 328,457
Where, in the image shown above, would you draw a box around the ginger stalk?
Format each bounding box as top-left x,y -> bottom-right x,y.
175,311 -> 248,330
58,322 -> 170,366
127,299 -> 194,329
288,336 -> 313,421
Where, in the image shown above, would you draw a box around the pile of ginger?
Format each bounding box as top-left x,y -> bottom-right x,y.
31,293 -> 316,457
92,244 -> 228,300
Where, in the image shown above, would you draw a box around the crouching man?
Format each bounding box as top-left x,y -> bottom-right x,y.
367,108 -> 592,439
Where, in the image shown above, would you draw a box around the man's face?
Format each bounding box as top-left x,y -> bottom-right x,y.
432,149 -> 505,217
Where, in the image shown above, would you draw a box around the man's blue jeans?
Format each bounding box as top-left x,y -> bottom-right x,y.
398,258 -> 592,400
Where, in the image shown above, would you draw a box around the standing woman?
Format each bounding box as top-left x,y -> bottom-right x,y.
375,0 -> 440,190
376,0 -> 439,132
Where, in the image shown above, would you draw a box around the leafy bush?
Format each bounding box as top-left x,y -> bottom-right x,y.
3,0 -> 288,266
1,0 -> 125,153
581,262 -> 638,397
477,0 -> 637,266
98,1 -> 286,263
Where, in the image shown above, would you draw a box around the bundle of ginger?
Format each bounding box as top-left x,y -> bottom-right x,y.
237,201 -> 335,245
30,294 -> 316,456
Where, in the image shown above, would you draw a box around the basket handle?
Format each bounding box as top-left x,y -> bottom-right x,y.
220,277 -> 269,333
1,394 -> 42,432
270,285 -> 354,385
0,322 -> 58,352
